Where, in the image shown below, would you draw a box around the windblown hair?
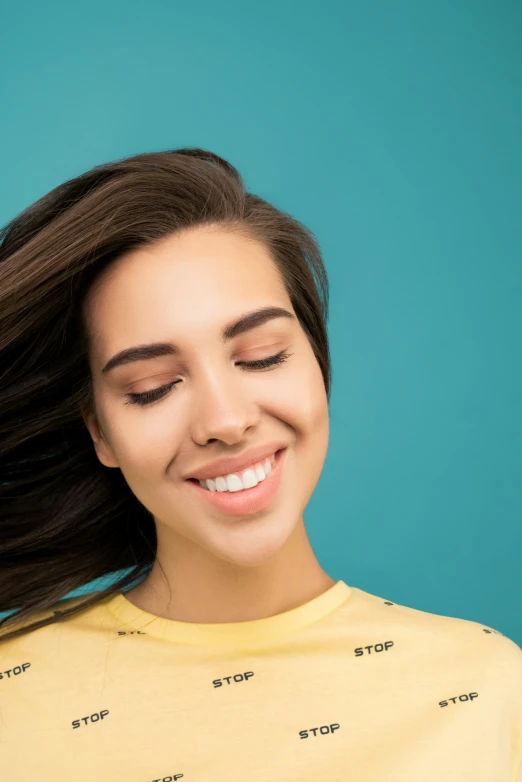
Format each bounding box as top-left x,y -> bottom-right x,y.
0,147 -> 331,642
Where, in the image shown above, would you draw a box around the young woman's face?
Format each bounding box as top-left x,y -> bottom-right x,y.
82,225 -> 329,567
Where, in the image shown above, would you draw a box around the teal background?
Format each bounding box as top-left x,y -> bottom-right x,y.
1,1 -> 521,643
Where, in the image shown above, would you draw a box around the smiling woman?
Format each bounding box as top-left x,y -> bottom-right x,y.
0,147 -> 333,640
0,148 -> 521,782
78,210 -> 335,611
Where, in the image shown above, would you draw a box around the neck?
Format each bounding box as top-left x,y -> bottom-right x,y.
124,517 -> 336,624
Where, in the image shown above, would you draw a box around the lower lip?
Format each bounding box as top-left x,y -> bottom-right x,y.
186,448 -> 287,517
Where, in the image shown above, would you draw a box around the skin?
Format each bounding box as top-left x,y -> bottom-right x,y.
82,224 -> 336,624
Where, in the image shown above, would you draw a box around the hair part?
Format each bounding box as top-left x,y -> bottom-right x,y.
0,147 -> 331,642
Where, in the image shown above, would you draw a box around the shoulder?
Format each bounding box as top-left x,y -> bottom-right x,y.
350,584 -> 522,680
0,591 -> 110,656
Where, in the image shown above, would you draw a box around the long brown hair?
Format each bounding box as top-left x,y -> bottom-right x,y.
0,147 -> 331,642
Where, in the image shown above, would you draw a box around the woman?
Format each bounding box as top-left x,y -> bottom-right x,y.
0,148 -> 521,781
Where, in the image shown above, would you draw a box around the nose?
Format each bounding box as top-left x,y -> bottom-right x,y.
189,369 -> 261,446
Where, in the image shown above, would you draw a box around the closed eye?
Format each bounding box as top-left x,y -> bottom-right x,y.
124,350 -> 293,407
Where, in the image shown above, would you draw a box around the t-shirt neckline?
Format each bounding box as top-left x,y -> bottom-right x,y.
105,580 -> 352,647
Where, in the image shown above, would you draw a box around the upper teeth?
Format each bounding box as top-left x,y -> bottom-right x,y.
198,453 -> 276,492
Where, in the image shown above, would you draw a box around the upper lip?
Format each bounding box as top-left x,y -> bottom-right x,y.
185,441 -> 287,481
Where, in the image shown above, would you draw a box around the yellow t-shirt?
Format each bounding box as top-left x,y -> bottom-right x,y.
1,580 -> 521,781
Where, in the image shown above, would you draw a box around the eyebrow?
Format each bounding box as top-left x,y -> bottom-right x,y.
101,306 -> 296,376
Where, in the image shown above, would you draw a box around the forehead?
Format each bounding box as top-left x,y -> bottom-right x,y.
92,226 -> 285,303
85,226 -> 290,358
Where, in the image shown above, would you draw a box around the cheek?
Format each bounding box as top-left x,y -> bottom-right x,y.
288,364 -> 329,509
134,426 -> 183,473
106,410 -> 182,476
284,352 -> 329,432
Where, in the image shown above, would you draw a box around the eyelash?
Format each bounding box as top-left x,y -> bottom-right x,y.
124,350 -> 293,407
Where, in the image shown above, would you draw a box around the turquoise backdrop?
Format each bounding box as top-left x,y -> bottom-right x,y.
1,1 -> 521,644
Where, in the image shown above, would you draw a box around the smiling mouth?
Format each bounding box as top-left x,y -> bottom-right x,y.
185,447 -> 287,517
188,449 -> 285,490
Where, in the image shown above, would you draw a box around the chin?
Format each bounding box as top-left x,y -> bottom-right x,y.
206,517 -> 296,569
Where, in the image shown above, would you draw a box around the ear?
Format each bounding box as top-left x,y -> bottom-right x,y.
81,409 -> 119,469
